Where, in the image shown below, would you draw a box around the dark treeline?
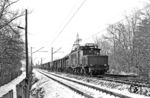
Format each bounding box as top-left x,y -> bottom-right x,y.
0,0 -> 24,86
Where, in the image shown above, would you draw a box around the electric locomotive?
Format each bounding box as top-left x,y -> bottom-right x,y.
66,43 -> 109,75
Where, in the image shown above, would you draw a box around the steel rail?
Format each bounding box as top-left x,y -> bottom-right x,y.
39,70 -> 131,98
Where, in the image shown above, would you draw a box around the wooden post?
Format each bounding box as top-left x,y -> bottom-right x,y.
25,9 -> 29,98
51,47 -> 53,67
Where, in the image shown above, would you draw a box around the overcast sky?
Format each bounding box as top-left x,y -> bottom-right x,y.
14,0 -> 147,64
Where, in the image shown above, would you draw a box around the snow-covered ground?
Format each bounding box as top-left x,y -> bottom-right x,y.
31,70 -> 85,98
40,69 -> 150,98
53,71 -> 150,97
38,70 -> 110,98
2,69 -> 145,98
0,72 -> 26,98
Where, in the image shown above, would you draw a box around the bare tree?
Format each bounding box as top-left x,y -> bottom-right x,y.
102,6 -> 150,80
97,8 -> 143,74
94,36 -> 112,55
0,0 -> 25,86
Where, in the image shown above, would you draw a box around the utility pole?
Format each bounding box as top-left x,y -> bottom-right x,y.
41,58 -> 43,65
51,47 -> 53,66
51,47 -> 62,68
31,47 -> 33,67
25,9 -> 28,79
17,9 -> 29,98
30,47 -> 47,68
25,9 -> 29,98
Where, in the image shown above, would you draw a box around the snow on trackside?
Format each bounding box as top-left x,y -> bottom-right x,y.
41,70 -> 150,98
0,72 -> 26,98
31,70 -> 85,98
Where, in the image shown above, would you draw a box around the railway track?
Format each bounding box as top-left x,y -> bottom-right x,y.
50,71 -> 150,97
38,70 -> 133,98
98,74 -> 150,88
96,74 -> 150,96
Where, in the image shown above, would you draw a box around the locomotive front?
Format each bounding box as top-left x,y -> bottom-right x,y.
83,55 -> 109,74
81,43 -> 109,75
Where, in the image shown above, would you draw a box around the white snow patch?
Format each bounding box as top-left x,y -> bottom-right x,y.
31,70 -> 85,98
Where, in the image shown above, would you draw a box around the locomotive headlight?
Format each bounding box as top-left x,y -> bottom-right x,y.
104,64 -> 107,66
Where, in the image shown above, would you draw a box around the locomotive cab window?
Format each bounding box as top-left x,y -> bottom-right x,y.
83,48 -> 100,55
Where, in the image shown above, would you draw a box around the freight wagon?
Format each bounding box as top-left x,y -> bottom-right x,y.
41,43 -> 109,75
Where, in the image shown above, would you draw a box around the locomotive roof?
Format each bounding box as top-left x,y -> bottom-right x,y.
80,46 -> 100,50
71,45 -> 101,53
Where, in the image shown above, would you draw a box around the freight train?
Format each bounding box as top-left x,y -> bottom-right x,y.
40,42 -> 109,75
